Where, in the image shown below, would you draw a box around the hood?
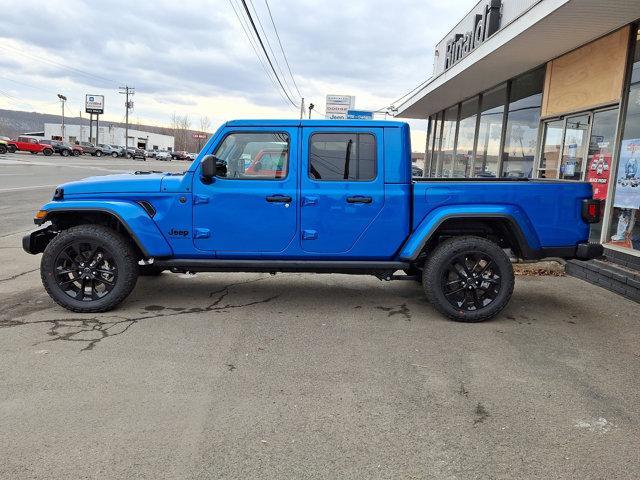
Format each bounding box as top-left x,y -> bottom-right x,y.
60,172 -> 167,195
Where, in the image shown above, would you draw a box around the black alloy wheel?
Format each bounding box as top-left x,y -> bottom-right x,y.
423,236 -> 514,322
440,252 -> 501,312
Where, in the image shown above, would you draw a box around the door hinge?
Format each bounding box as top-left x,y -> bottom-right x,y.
301,229 -> 318,240
193,194 -> 210,205
194,228 -> 210,239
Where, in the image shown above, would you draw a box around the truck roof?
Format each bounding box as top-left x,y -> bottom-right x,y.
225,119 -> 408,128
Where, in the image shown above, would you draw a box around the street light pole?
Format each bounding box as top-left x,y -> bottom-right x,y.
57,94 -> 67,141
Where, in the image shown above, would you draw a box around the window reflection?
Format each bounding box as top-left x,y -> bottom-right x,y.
475,85 -> 506,177
453,97 -> 479,177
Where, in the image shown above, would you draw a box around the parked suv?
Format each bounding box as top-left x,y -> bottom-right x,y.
7,136 -> 53,155
155,150 -> 172,161
98,144 -> 121,158
77,141 -> 105,157
39,139 -> 74,157
126,147 -> 146,160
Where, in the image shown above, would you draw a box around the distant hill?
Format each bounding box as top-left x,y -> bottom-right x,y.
0,109 -> 208,151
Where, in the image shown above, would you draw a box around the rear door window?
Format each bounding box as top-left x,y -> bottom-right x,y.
309,133 -> 376,181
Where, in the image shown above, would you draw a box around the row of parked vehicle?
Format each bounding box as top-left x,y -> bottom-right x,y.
0,135 -> 196,161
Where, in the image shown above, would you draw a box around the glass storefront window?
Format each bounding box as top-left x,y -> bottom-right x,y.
423,115 -> 434,177
474,85 -> 506,177
587,108 -> 619,241
608,28 -> 640,252
430,112 -> 442,177
438,106 -> 458,177
501,67 -> 545,178
539,120 -> 563,178
453,97 -> 479,177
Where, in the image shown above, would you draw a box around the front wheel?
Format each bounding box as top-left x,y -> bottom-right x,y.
61,149 -> 70,157
41,225 -> 139,312
43,148 -> 53,156
73,150 -> 80,156
423,236 -> 514,322
112,152 -> 118,158
7,145 -> 16,153
95,150 -> 102,157
0,144 -> 6,154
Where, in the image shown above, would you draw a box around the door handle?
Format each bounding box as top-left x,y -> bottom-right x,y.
346,196 -> 372,204
266,195 -> 292,203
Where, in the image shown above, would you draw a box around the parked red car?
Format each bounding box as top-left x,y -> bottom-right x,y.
244,149 -> 288,178
7,136 -> 54,156
71,144 -> 83,156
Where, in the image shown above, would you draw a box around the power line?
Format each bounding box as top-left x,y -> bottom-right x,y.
0,44 -> 119,88
228,0 -> 293,109
239,0 -> 299,108
247,0 -> 296,102
263,0 -> 302,99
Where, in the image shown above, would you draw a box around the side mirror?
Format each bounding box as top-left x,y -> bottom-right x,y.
200,155 -> 227,183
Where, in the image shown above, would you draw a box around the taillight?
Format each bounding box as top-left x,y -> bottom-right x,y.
581,199 -> 601,224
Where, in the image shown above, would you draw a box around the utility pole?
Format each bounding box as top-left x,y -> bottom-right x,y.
299,98 -> 305,120
57,94 -> 67,141
308,103 -> 314,119
119,86 -> 135,150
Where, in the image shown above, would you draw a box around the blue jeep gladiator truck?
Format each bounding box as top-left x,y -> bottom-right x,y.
23,120 -> 603,322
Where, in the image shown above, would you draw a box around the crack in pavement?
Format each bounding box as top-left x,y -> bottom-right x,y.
1,276 -> 278,352
0,268 -> 39,283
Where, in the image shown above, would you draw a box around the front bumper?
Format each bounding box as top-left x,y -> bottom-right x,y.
575,242 -> 604,260
22,226 -> 55,255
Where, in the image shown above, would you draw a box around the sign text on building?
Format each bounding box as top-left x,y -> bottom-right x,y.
444,0 -> 501,70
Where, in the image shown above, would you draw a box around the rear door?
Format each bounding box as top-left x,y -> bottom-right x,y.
300,127 -> 384,254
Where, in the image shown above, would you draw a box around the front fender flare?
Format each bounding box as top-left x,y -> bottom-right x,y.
36,200 -> 173,257
399,205 -> 541,261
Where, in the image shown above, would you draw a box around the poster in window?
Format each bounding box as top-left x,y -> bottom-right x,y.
613,139 -> 640,209
586,152 -> 611,201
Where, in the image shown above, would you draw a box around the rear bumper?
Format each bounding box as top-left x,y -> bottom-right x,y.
575,242 -> 604,260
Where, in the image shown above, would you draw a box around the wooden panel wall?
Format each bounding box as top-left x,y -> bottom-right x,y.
541,26 -> 630,118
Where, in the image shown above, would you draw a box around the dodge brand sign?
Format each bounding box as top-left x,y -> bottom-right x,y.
85,94 -> 104,114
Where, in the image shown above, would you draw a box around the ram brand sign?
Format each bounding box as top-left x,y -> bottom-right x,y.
85,94 -> 105,114
444,0 -> 501,71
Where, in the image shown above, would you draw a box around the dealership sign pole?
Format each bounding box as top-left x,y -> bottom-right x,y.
85,94 -> 104,145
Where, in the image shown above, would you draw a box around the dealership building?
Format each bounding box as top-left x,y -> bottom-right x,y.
398,0 -> 640,299
43,123 -> 175,151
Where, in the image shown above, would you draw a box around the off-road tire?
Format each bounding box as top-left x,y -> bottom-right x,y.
41,225 -> 139,313
43,148 -> 53,156
423,236 -> 514,322
0,144 -> 6,154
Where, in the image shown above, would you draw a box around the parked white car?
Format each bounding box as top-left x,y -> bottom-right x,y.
155,150 -> 172,161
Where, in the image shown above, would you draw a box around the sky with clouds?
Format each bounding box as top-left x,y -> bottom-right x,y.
0,0 -> 476,151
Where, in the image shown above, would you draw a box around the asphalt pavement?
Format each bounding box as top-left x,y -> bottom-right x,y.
0,151 -> 639,479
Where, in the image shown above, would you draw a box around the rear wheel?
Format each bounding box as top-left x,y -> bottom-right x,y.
41,225 -> 139,313
423,236 -> 514,322
61,149 -> 70,157
0,144 -> 6,154
112,152 -> 118,158
73,150 -> 80,156
95,150 -> 102,157
43,148 -> 53,156
7,145 -> 16,153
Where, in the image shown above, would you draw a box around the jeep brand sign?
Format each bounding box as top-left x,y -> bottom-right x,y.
85,94 -> 104,114
444,0 -> 501,70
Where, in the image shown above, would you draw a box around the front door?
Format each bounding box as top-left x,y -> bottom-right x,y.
192,128 -> 297,254
300,127 -> 384,254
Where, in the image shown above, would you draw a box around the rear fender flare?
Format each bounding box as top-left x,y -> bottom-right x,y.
399,205 -> 541,260
37,200 -> 173,257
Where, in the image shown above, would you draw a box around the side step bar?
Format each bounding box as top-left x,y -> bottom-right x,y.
154,259 -> 410,275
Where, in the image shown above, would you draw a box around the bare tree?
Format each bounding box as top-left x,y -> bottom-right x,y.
199,115 -> 211,133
